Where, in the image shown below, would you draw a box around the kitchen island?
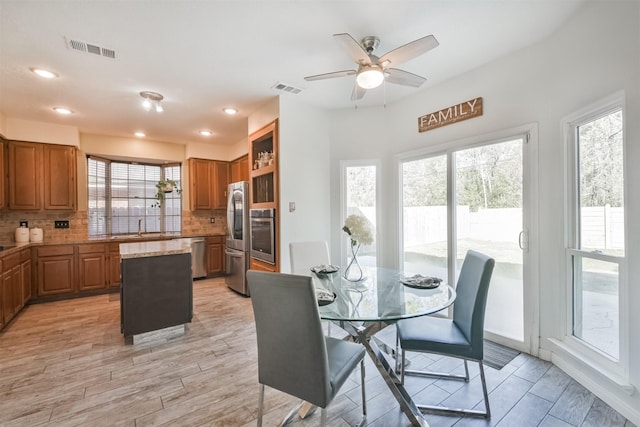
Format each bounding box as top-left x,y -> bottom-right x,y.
120,239 -> 193,341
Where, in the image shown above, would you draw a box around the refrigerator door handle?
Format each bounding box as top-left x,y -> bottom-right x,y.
225,249 -> 244,258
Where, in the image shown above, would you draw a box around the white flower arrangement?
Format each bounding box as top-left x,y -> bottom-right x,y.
342,214 -> 374,246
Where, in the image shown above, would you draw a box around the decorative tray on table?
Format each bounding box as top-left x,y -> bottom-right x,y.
316,289 -> 336,306
400,274 -> 442,289
311,264 -> 340,275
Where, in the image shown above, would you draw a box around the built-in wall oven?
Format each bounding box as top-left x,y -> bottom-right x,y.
250,208 -> 276,265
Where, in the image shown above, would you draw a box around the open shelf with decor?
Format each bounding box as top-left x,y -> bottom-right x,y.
249,120 -> 279,272
249,120 -> 278,210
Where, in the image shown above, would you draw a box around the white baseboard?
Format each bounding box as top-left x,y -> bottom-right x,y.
548,338 -> 639,425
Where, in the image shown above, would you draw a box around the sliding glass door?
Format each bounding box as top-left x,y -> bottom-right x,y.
401,132 -> 532,350
455,139 -> 524,342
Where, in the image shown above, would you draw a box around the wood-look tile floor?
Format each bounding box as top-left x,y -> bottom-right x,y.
0,278 -> 635,427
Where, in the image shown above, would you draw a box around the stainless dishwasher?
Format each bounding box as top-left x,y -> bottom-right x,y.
190,237 -> 207,279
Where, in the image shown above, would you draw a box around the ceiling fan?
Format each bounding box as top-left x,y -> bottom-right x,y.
304,33 -> 439,101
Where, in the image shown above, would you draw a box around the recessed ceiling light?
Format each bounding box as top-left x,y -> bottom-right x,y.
199,130 -> 213,136
53,107 -> 72,115
223,107 -> 238,115
31,68 -> 58,79
134,132 -> 146,137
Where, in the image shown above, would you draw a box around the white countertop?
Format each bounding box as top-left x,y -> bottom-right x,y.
119,238 -> 192,259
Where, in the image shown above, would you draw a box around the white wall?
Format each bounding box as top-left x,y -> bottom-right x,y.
0,111 -> 6,137
328,1 -> 640,422
185,140 -> 235,161
3,117 -> 80,146
248,97 -> 279,135
226,137 -> 249,161
278,96 -> 331,272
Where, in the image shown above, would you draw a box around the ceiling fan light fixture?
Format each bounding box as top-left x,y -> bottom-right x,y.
356,66 -> 384,89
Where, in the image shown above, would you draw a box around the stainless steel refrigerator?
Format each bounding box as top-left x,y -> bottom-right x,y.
225,181 -> 251,295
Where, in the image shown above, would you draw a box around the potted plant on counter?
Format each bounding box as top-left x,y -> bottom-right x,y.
151,178 -> 181,208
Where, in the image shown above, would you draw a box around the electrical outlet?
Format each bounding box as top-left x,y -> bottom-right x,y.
210,217 -> 215,224
19,221 -> 28,228
54,220 -> 70,229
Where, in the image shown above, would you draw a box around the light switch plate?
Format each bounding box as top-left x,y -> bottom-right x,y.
210,217 -> 215,223
289,202 -> 296,212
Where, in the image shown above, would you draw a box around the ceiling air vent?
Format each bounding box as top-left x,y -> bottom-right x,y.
271,82 -> 303,94
65,37 -> 116,59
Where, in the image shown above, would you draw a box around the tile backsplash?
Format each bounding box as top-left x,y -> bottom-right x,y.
0,210 -> 226,243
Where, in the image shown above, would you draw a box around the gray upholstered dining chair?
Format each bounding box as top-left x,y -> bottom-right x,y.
396,250 -> 495,419
247,270 -> 367,427
289,241 -> 331,276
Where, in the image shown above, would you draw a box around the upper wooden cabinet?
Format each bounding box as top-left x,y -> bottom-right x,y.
0,140 -> 4,209
188,158 -> 229,210
43,144 -> 77,210
8,141 -> 41,210
7,141 -> 76,211
230,155 -> 249,183
249,120 -> 278,209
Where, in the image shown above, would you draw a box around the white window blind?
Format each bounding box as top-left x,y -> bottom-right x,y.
87,157 -> 181,236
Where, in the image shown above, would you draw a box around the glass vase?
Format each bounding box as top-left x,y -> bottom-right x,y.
343,242 -> 364,282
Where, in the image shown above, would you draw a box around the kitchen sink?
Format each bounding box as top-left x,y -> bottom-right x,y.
110,233 -> 163,240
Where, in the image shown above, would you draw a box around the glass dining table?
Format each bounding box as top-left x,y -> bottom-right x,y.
313,267 -> 456,427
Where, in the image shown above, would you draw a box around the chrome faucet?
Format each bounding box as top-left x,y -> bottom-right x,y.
137,218 -> 143,237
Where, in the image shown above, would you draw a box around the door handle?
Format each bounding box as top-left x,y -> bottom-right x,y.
518,230 -> 528,251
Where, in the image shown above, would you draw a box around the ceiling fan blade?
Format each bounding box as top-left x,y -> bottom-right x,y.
384,68 -> 426,88
378,35 -> 439,67
351,83 -> 366,101
334,33 -> 371,65
304,70 -> 356,81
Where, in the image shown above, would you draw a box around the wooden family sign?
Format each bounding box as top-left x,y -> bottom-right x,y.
418,97 -> 483,132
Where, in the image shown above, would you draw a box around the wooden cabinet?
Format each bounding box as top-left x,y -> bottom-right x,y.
43,144 -> 77,210
37,245 -> 75,296
250,258 -> 277,272
230,154 -> 249,183
189,158 -> 229,210
20,250 -> 31,307
206,235 -> 225,275
8,141 -> 41,210
1,254 -> 21,326
0,250 -> 32,329
249,121 -> 278,209
0,140 -> 4,209
78,244 -> 106,291
107,243 -> 121,288
249,120 -> 280,272
7,141 -> 77,211
215,162 -> 230,209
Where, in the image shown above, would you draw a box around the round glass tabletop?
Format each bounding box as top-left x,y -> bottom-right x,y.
315,267 -> 456,322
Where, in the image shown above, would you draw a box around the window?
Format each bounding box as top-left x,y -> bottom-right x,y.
87,157 -> 181,236
566,99 -> 625,362
342,162 -> 378,267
